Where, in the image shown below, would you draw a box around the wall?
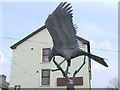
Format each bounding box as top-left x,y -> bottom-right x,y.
9,28 -> 90,88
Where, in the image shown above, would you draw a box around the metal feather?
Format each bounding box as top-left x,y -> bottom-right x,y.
45,2 -> 108,67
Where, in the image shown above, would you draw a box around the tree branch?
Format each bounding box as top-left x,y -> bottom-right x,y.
73,56 -> 86,77
52,57 -> 68,78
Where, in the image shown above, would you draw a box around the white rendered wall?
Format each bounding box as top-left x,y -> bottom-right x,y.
9,28 -> 90,88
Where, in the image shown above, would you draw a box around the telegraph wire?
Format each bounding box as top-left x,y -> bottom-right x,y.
0,36 -> 119,52
0,36 -> 52,45
90,48 -> 119,52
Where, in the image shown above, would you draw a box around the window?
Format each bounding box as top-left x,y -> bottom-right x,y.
41,69 -> 50,85
42,48 -> 51,62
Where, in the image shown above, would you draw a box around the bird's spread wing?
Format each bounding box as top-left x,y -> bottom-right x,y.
45,2 -> 78,48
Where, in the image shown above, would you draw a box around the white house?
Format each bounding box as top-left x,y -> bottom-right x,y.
9,26 -> 91,89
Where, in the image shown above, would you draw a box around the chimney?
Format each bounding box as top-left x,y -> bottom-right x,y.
0,74 -> 6,83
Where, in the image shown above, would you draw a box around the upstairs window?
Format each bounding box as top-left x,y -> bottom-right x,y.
42,48 -> 51,62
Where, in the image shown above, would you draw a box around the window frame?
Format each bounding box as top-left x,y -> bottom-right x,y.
41,69 -> 50,85
42,48 -> 51,62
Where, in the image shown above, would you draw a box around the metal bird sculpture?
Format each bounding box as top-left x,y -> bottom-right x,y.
45,2 -> 108,67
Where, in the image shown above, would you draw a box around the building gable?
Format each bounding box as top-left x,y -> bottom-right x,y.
10,25 -> 90,52
10,26 -> 45,49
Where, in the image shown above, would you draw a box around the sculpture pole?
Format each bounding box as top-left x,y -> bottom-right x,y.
66,79 -> 74,90
52,56 -> 86,90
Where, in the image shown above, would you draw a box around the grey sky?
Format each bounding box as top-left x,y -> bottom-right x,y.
0,1 -> 118,88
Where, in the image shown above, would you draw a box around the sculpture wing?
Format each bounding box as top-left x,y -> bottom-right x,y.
45,2 -> 78,48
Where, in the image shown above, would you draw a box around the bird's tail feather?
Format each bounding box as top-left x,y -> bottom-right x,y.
83,52 -> 108,67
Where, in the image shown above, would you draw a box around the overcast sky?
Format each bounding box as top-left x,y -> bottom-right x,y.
0,0 -> 119,88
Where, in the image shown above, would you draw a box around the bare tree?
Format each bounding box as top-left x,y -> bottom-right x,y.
106,77 -> 120,90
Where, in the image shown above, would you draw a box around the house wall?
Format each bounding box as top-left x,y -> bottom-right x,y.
9,28 -> 90,88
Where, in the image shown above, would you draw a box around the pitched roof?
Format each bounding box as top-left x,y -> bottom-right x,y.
10,25 -> 90,50
10,25 -> 45,49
